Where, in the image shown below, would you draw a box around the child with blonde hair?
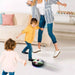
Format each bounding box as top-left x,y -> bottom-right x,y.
16,18 -> 43,61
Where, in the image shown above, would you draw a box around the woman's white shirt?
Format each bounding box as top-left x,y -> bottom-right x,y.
37,0 -> 45,15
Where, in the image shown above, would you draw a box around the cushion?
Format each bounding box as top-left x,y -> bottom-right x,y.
2,14 -> 14,25
14,13 -> 30,26
0,13 -> 5,25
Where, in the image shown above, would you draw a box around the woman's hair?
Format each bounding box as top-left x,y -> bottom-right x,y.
31,0 -> 47,6
5,38 -> 16,50
30,18 -> 37,24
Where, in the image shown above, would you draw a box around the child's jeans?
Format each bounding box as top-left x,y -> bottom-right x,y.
22,41 -> 32,59
2,70 -> 15,75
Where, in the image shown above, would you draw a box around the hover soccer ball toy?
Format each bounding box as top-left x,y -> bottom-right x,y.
32,59 -> 44,67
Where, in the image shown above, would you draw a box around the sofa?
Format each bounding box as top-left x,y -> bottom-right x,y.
0,13 -> 51,46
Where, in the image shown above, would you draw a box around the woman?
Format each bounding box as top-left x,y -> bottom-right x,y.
27,0 -> 67,58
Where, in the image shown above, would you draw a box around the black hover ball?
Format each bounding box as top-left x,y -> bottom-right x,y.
32,59 -> 44,67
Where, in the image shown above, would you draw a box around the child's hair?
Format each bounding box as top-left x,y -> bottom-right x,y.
30,18 -> 37,24
5,38 -> 16,50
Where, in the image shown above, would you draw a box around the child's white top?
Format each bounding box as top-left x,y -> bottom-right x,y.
37,0 -> 45,15
0,50 -> 25,72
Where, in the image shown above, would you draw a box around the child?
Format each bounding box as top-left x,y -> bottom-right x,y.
16,18 -> 43,61
0,38 -> 26,75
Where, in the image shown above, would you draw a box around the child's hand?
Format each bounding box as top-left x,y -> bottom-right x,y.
16,36 -> 19,39
40,28 -> 44,31
16,33 -> 22,39
62,3 -> 67,7
24,61 -> 26,66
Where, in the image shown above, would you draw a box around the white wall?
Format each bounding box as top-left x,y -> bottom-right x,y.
0,0 -> 32,14
58,0 -> 75,12
0,0 -> 75,14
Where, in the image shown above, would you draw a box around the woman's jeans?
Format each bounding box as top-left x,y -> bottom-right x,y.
22,41 -> 32,59
2,70 -> 15,75
38,15 -> 57,44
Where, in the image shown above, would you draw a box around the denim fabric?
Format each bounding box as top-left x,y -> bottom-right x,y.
38,15 -> 57,44
38,15 -> 46,42
2,70 -> 15,75
47,23 -> 57,44
22,41 -> 32,59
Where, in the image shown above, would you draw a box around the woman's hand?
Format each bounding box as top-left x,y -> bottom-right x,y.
62,3 -> 67,7
27,1 -> 32,6
57,2 -> 67,7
